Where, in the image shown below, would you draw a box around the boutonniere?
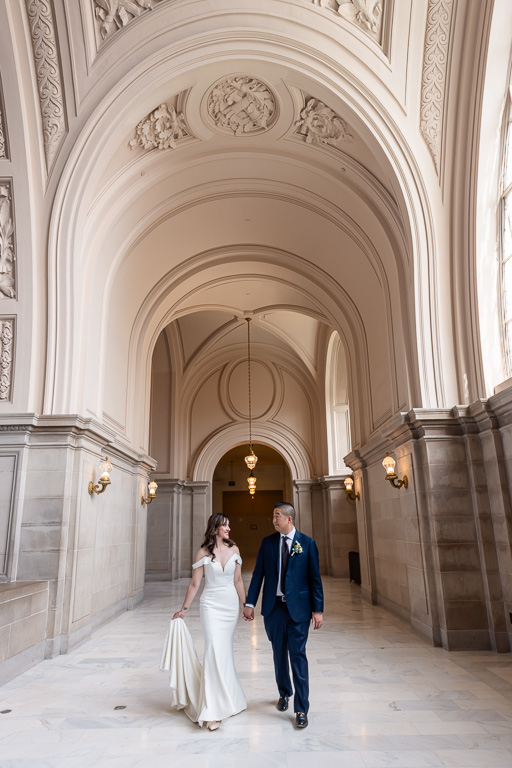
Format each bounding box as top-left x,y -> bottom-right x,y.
291,541 -> 303,556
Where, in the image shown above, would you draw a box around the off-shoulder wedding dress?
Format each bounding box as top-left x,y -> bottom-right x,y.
161,553 -> 247,726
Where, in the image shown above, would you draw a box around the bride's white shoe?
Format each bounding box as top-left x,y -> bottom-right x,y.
206,721 -> 220,731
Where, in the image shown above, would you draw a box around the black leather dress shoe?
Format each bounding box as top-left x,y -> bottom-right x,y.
295,712 -> 308,728
276,696 -> 289,711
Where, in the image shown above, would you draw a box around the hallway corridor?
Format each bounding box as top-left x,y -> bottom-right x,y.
0,576 -> 511,767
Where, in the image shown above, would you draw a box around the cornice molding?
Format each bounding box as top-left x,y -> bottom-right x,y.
420,0 -> 453,173
25,0 -> 67,173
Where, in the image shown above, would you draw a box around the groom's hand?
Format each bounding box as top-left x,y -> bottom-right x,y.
312,612 -> 323,630
243,606 -> 254,621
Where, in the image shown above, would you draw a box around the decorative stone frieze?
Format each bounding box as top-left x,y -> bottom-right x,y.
93,0 -> 164,42
206,76 -> 277,136
0,108 -> 6,159
420,0 -> 453,172
0,183 -> 15,300
313,0 -> 383,42
295,98 -> 353,148
25,0 -> 66,172
0,318 -> 14,401
129,102 -> 189,151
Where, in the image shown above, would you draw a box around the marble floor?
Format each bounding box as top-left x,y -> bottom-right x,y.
0,576 -> 512,767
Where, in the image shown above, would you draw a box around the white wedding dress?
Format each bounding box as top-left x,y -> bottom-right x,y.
161,553 -> 247,726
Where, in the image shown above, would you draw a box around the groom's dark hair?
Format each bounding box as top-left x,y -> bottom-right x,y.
274,502 -> 296,524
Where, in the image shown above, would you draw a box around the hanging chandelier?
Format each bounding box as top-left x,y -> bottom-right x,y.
244,317 -> 258,497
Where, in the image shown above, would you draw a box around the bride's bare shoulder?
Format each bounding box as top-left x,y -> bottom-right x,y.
195,547 -> 210,560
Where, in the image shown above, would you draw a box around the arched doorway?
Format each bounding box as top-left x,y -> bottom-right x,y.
213,444 -> 292,568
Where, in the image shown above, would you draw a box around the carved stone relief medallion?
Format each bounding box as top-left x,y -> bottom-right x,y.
0,184 -> 15,300
295,98 -> 353,148
129,102 -> 189,151
206,76 -> 277,136
0,317 -> 14,401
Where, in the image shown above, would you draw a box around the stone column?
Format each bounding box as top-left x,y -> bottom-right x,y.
145,480 -> 184,581
189,481 -> 210,567
408,410 -> 491,649
344,451 -> 376,605
320,476 -> 358,578
469,395 -> 512,651
293,479 -> 314,537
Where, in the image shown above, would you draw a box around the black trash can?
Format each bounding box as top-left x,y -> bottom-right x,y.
349,551 -> 361,584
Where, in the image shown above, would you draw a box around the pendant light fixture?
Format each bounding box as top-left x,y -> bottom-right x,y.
244,317 -> 258,497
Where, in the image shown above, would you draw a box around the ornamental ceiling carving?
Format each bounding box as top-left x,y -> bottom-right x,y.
129,85 -> 355,156
420,0 -> 453,173
0,317 -> 14,402
295,98 -> 353,148
206,76 -> 277,136
0,106 -> 6,159
314,0 -> 383,42
92,1 -> 385,46
0,183 -> 15,300
93,0 -> 163,42
129,102 -> 190,151
25,0 -> 66,173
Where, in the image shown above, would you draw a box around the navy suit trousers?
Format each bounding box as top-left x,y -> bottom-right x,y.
264,599 -> 310,714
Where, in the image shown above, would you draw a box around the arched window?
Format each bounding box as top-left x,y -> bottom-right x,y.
325,331 -> 351,475
501,86 -> 512,371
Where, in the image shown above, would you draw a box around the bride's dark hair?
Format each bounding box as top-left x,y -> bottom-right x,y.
201,513 -> 235,560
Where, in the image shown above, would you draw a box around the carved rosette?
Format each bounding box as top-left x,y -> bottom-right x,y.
25,0 -> 66,172
295,98 -> 353,148
0,318 -> 14,401
0,184 -> 15,300
93,0 -> 164,42
314,0 -> 383,42
206,76 -> 277,136
129,103 -> 189,150
420,0 -> 453,172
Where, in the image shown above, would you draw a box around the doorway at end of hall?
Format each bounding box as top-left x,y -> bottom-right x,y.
223,489 -> 283,571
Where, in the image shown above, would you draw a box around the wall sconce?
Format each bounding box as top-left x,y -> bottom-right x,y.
344,474 -> 360,501
88,456 -> 112,496
141,479 -> 158,506
382,452 -> 408,489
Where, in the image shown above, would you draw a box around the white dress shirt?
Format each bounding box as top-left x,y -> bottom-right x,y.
245,527 -> 296,608
277,527 -> 296,597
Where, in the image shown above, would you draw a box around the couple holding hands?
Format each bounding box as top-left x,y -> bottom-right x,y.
164,503 -> 324,731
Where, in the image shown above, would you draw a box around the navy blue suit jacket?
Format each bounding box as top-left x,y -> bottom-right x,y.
247,530 -> 324,623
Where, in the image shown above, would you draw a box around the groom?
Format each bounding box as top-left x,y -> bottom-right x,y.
243,502 -> 324,729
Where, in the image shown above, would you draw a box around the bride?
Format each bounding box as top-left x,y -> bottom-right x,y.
169,513 -> 247,730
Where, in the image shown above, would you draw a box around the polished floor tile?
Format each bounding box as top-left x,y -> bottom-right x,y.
0,576 -> 511,767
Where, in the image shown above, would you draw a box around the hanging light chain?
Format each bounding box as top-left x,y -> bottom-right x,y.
247,318 -> 253,451
244,317 -> 258,485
